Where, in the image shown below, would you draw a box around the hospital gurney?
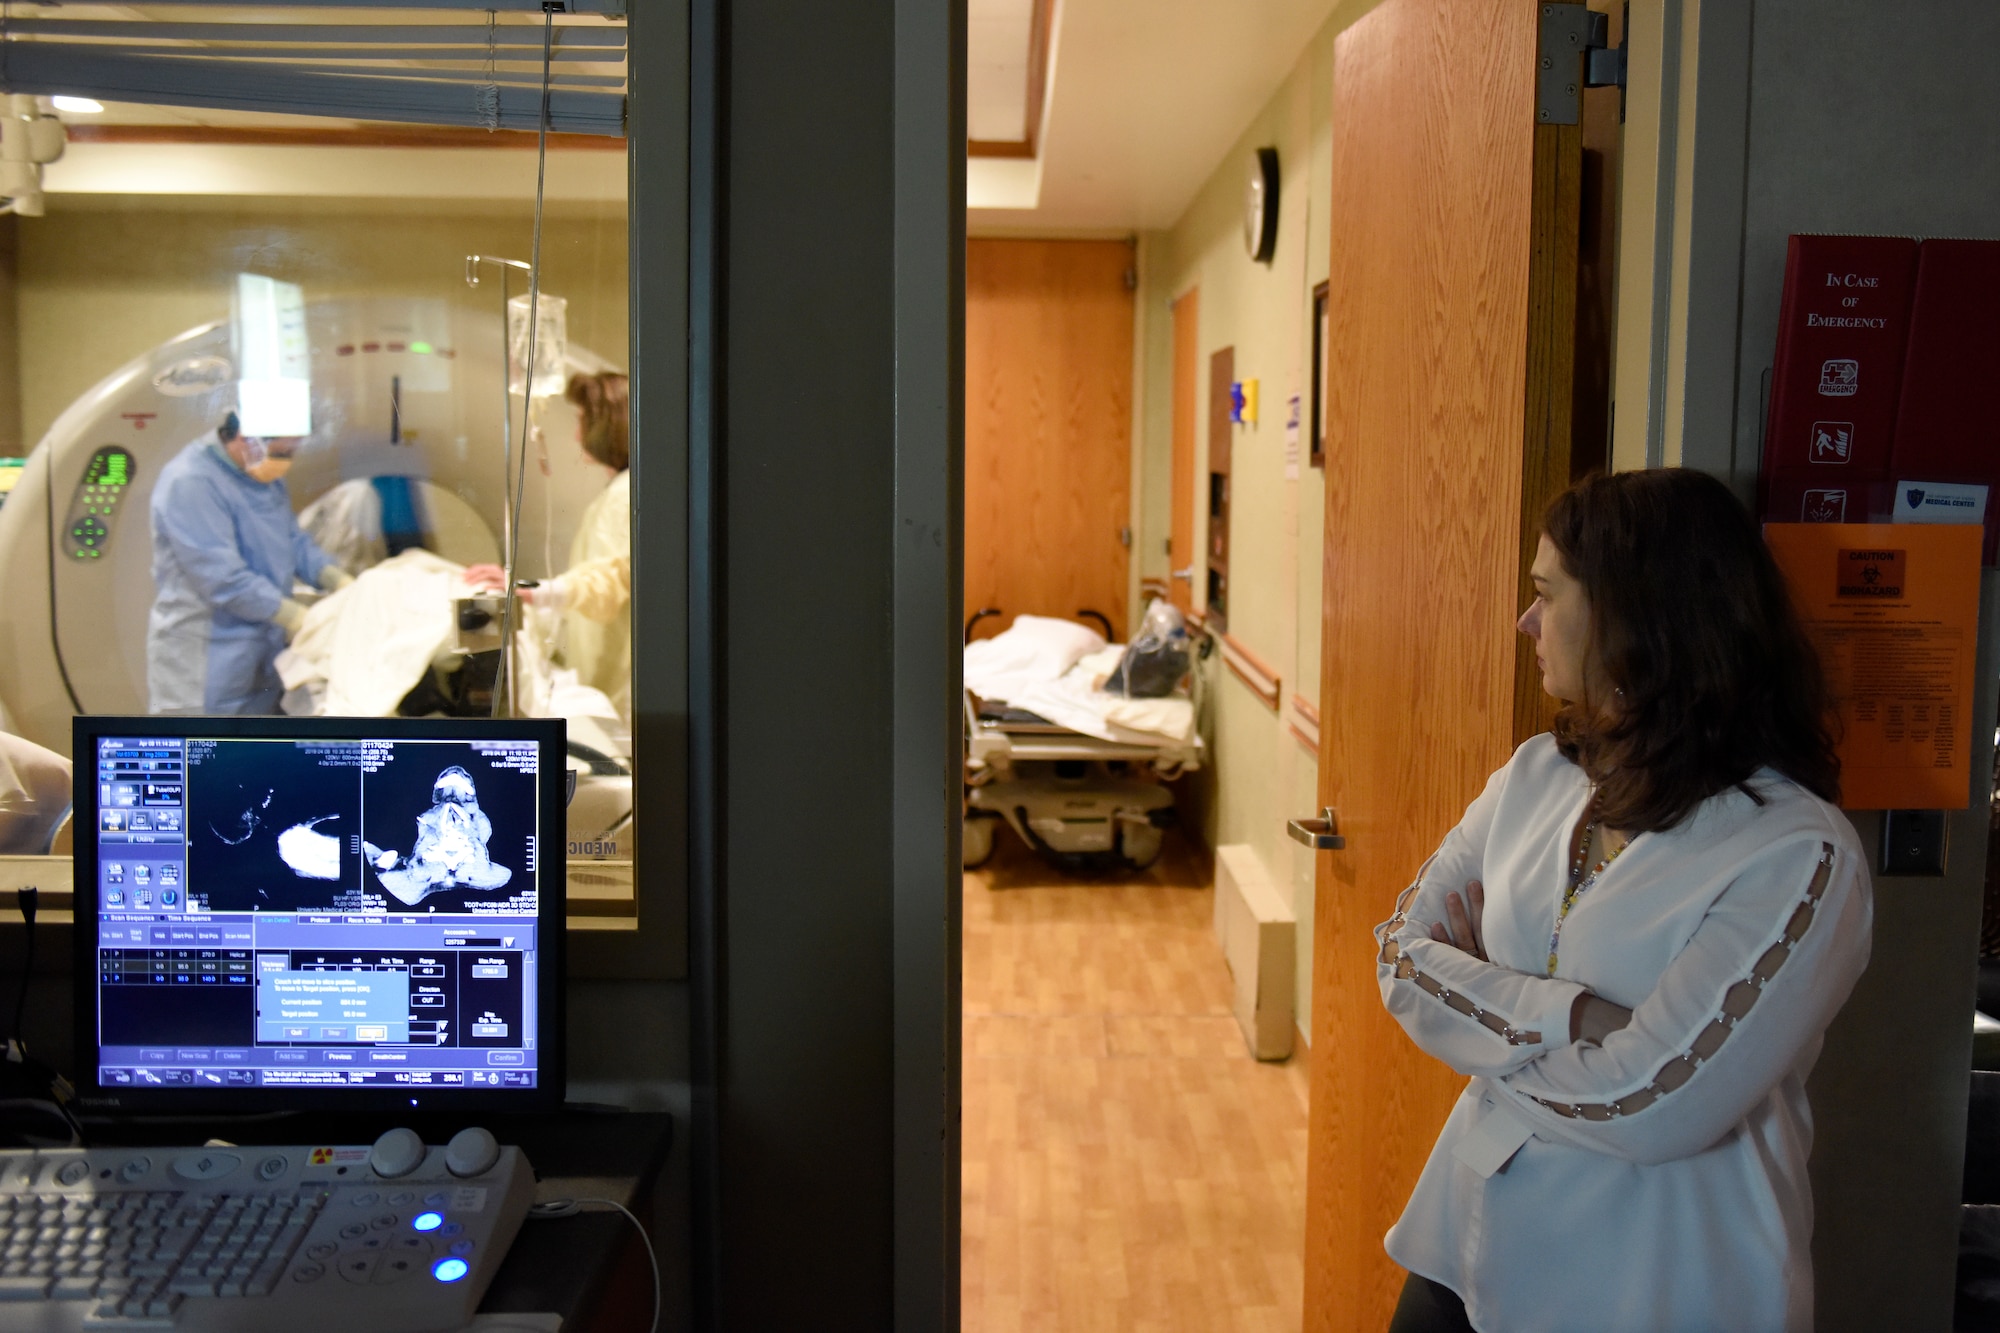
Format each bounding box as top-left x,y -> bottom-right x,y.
962,622 -> 1204,875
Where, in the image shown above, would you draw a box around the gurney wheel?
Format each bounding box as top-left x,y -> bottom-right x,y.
962,812 -> 998,869
1119,823 -> 1164,871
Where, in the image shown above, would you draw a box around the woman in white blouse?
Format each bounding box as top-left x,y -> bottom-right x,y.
1377,469 -> 1872,1333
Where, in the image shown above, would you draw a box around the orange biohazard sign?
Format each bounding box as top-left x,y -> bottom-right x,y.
1766,522 -> 1983,809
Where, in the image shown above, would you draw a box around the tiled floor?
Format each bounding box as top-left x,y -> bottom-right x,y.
962,836 -> 1311,1332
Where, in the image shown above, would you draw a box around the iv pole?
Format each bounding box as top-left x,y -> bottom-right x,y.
464,253 -> 533,581
464,253 -> 533,714
465,0 -> 558,718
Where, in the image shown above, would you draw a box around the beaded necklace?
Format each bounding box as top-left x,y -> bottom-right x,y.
1547,808 -> 1627,975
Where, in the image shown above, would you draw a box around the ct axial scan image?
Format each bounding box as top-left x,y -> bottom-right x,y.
363,765 -> 515,906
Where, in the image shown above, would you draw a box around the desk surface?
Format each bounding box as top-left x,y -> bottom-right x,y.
78,1107 -> 676,1331
480,1111 -> 675,1328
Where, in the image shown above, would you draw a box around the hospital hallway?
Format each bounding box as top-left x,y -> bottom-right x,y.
961,836 -> 1311,1332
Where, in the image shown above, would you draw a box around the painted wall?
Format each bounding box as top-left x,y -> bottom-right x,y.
1620,3 -> 2000,1326
1135,5 -> 1368,1039
12,195 -> 628,451
4,193 -> 629,593
0,217 -> 20,456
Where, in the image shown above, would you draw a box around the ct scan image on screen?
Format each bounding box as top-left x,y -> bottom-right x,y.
182,739 -> 538,916
356,743 -> 538,916
90,732 -> 546,1095
184,739 -> 366,912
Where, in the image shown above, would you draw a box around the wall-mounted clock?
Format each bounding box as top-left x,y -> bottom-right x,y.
1243,146 -> 1280,264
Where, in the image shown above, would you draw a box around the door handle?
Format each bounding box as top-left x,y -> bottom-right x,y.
1172,567 -> 1194,583
1287,807 -> 1346,850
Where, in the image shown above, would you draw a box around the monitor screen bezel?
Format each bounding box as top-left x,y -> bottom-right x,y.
72,714 -> 567,1116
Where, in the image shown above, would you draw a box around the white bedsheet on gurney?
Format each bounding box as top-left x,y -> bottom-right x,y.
964,615 -> 1195,746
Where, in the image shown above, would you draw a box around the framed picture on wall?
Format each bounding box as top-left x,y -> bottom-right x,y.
1310,281 -> 1329,469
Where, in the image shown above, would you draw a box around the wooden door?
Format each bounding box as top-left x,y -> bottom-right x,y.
1302,0 -> 1580,1327
1167,288 -> 1198,613
965,238 -> 1135,640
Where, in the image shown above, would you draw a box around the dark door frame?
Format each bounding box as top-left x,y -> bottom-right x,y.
683,0 -> 965,1326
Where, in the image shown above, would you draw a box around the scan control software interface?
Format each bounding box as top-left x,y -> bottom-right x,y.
91,735 -> 542,1093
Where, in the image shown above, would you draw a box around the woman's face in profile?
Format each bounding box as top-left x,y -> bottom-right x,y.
1518,535 -> 1592,702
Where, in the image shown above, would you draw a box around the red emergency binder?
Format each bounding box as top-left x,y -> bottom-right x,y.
1760,235 -> 1920,522
1889,238 -> 2000,562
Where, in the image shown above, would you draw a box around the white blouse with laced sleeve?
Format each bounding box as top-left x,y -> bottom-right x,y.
1375,733 -> 1871,1333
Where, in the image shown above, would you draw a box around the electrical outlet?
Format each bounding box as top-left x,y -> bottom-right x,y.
1880,810 -> 1948,877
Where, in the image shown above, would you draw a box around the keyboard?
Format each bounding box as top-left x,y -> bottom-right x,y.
0,1139 -> 534,1331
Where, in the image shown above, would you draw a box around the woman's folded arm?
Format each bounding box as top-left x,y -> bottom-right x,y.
1375,758 -> 1588,1078
1491,834 -> 1871,1165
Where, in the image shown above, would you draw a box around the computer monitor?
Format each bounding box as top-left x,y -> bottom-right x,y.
71,716 -> 566,1114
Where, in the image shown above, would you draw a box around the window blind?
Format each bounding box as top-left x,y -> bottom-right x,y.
0,5 -> 627,136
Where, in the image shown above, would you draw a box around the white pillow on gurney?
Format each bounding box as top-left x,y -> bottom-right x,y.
963,614 -> 1107,703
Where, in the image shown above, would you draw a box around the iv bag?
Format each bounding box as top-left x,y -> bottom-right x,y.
507,293 -> 568,399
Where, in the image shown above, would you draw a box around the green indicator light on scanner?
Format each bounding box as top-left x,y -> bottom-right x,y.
410,341 -> 433,355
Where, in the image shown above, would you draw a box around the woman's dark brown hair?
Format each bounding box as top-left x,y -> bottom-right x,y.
1543,468 -> 1839,832
566,371 -> 629,472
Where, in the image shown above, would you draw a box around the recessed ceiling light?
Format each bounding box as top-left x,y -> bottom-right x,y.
52,96 -> 104,114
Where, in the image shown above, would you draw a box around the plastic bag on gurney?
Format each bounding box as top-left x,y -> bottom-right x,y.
1106,598 -> 1191,698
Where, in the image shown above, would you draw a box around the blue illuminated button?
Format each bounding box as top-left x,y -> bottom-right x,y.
412,1211 -> 443,1233
432,1257 -> 469,1284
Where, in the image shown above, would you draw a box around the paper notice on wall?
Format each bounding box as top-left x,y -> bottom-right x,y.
1765,522 -> 1982,809
1284,393 -> 1301,480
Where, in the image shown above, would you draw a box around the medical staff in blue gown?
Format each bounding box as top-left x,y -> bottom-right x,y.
147,412 -> 353,714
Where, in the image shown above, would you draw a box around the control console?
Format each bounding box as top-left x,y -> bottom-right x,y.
0,1127 -> 532,1331
62,447 -> 137,561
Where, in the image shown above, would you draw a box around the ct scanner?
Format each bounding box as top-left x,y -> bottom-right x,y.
0,296 -> 635,862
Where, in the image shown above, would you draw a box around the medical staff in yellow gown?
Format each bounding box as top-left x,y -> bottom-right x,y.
470,372 -> 630,721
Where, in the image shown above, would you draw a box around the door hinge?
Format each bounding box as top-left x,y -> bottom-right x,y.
1537,4 -> 1625,126
1119,526 -> 1133,549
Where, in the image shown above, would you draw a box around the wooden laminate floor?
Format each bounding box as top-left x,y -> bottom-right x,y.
962,836 -> 1311,1333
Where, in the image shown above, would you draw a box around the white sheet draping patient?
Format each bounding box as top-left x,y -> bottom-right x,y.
274,549 -> 626,756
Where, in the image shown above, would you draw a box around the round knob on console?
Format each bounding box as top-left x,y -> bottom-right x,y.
444,1127 -> 499,1179
370,1127 -> 427,1179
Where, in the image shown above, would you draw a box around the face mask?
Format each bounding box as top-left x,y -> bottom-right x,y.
236,435 -> 294,483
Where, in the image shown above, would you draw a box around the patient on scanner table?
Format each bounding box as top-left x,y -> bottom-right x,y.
362,765 -> 513,906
